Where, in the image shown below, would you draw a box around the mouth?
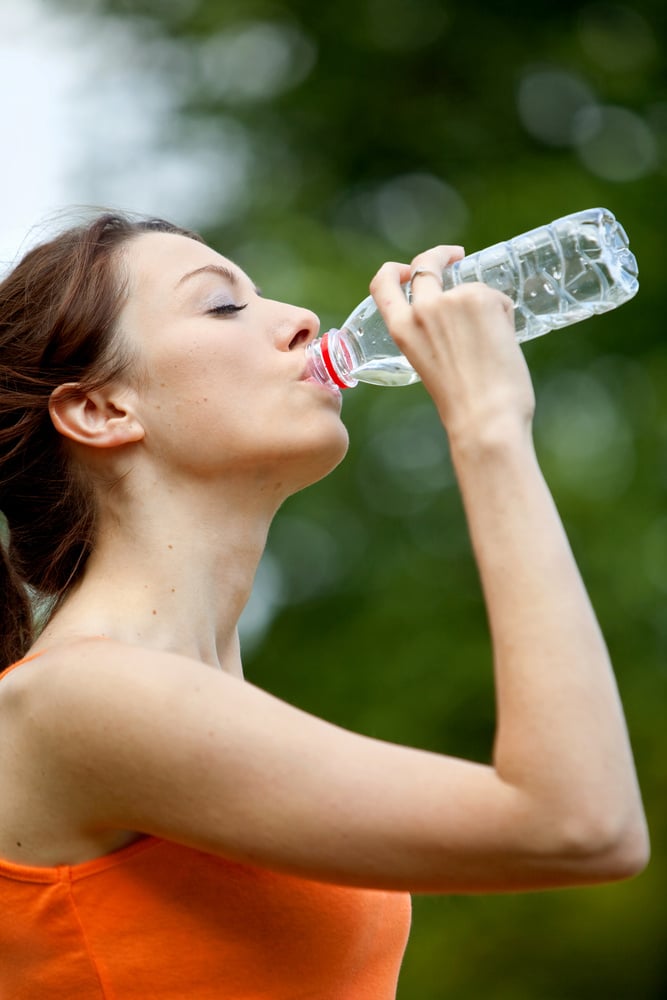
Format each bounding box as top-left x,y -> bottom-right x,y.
298,363 -> 342,401
304,375 -> 342,400
300,351 -> 337,386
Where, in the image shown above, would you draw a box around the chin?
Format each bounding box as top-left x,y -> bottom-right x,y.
286,425 -> 350,495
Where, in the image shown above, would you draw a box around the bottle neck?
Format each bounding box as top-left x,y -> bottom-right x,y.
306,331 -> 358,389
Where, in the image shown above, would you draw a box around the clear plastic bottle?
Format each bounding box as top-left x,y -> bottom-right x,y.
306,207 -> 639,389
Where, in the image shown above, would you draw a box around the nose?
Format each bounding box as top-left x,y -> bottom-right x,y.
276,305 -> 320,351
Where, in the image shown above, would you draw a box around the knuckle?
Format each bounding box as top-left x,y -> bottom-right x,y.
411,244 -> 465,271
411,297 -> 441,324
368,272 -> 382,295
387,315 -> 413,346
369,261 -> 402,292
462,282 -> 490,303
449,283 -> 504,308
411,244 -> 462,261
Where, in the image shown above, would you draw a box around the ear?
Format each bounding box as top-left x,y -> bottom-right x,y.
49,383 -> 145,449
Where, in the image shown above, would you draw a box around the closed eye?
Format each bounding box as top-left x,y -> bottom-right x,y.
208,303 -> 248,316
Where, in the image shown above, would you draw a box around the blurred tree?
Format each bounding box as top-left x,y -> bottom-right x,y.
43,0 -> 667,995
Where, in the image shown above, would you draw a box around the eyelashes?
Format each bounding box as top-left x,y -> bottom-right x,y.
208,302 -> 248,316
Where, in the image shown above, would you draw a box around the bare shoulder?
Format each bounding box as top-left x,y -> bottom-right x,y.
0,639 -> 179,865
2,638 -> 210,731
23,637 -> 227,703
20,637 -> 255,769
1,639 -> 262,863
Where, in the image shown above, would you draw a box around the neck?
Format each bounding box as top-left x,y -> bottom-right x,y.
40,474 -> 284,672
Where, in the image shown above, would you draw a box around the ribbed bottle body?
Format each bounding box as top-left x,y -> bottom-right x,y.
439,208 -> 638,342
306,208 -> 639,389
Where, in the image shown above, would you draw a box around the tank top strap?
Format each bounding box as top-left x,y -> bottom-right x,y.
1,637 -> 111,683
0,650 -> 47,682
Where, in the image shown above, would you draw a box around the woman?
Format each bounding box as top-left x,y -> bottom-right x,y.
0,213 -> 649,997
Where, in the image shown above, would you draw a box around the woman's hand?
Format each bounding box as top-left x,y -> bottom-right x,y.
369,246 -> 535,449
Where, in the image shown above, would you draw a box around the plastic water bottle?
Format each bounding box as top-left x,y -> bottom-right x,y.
306,207 -> 639,389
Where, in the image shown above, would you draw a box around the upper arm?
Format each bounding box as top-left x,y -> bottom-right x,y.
28,641 -> 626,893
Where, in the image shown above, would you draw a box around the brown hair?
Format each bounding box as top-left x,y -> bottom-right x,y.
0,211 -> 202,669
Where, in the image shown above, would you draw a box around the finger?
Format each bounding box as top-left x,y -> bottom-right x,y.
409,267 -> 443,303
500,291 -> 515,321
409,245 -> 465,303
368,261 -> 413,326
410,244 -> 465,275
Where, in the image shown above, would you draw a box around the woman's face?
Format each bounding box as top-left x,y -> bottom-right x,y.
117,231 -> 348,491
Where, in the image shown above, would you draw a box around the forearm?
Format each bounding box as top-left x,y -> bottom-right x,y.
450,422 -> 648,866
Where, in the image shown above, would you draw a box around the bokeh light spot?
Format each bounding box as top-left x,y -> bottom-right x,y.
573,105 -> 657,182
238,551 -> 284,653
517,68 -> 597,147
357,397 -> 454,515
197,20 -> 317,104
373,173 -> 468,251
535,369 -> 635,500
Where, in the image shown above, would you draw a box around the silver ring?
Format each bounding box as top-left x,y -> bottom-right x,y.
410,267 -> 443,287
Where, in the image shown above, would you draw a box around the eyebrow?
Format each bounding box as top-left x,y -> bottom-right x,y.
175,264 -> 239,289
175,263 -> 262,297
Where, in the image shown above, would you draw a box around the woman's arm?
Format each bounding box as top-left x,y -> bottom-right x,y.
370,250 -> 649,881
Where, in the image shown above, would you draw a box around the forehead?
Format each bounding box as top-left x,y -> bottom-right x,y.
123,231 -> 236,295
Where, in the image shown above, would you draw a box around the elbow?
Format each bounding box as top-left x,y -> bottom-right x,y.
556,807 -> 651,883
604,816 -> 651,880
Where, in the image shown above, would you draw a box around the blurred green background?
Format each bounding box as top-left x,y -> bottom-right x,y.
46,0 -> 666,995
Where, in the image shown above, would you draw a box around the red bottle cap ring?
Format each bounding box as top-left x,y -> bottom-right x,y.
320,331 -> 353,390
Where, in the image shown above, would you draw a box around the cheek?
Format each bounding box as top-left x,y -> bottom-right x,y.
146,340 -> 260,415
145,368 -> 275,471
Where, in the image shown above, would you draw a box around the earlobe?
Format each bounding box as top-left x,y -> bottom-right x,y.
49,383 -> 145,449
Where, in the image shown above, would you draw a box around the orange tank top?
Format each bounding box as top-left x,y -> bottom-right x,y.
0,656 -> 411,999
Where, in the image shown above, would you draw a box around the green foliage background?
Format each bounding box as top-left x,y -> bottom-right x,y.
52,0 -> 666,995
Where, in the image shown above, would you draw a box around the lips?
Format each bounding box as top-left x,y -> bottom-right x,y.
299,369 -> 342,401
298,353 -> 342,399
305,375 -> 341,396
